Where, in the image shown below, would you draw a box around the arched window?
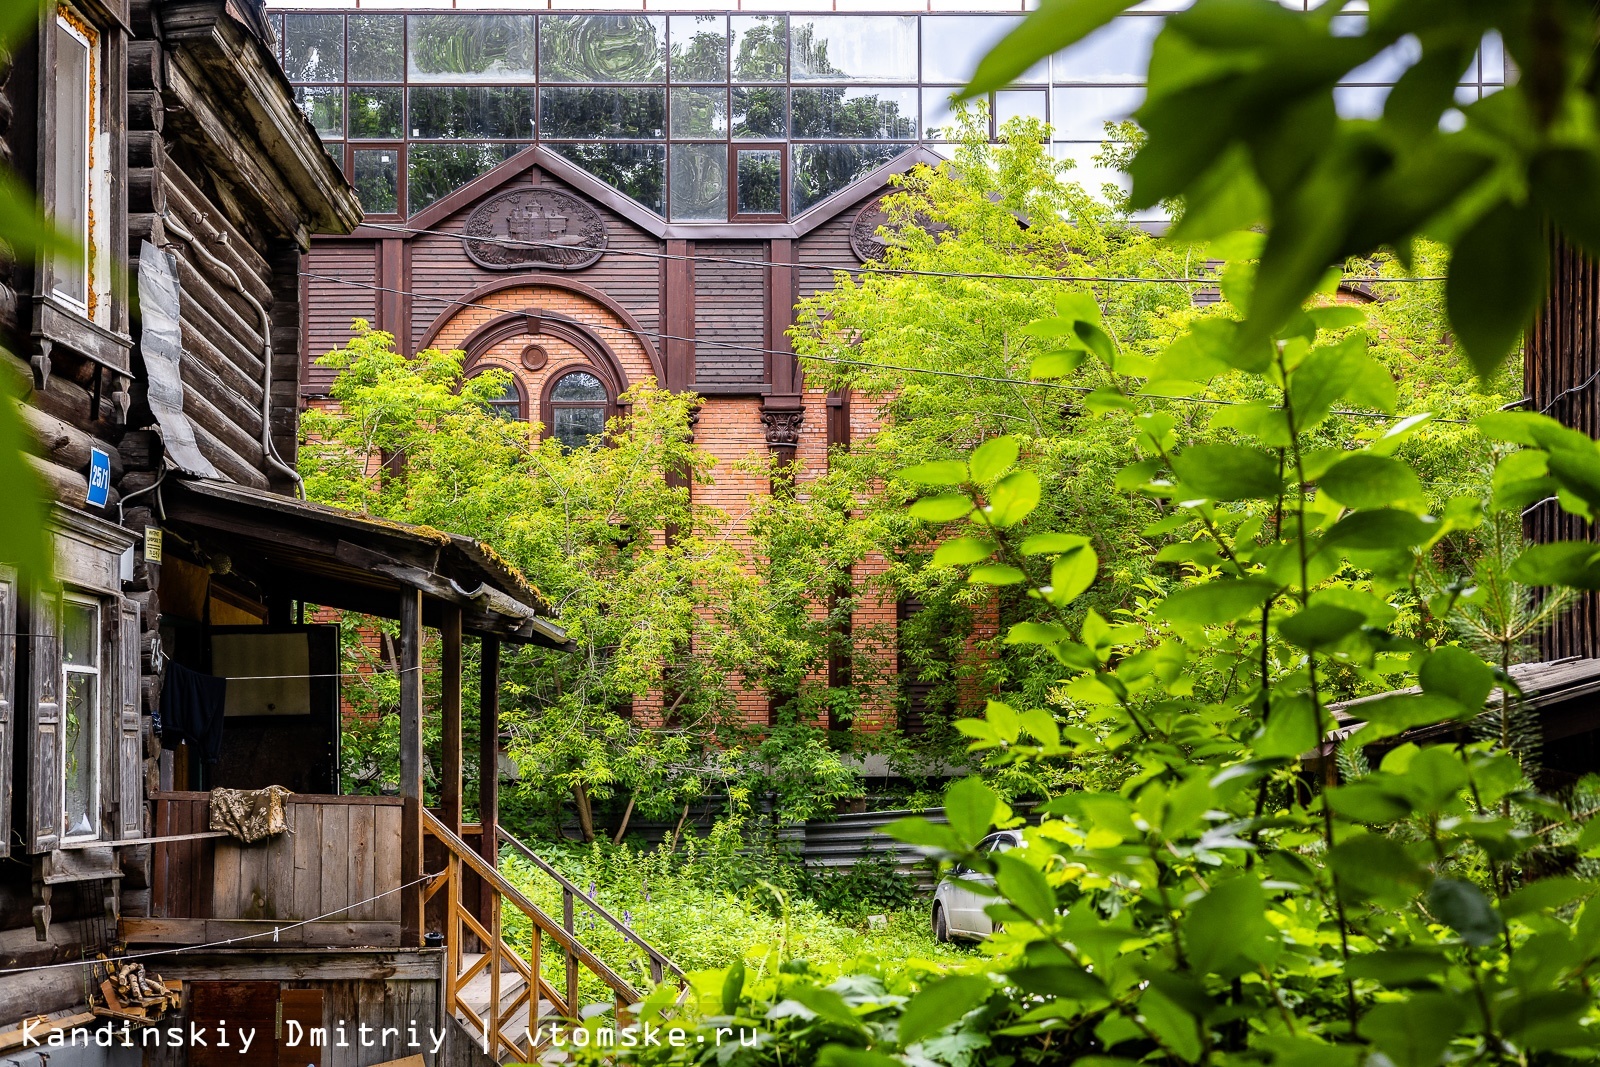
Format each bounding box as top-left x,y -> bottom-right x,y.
546,369 -> 610,450
472,374 -> 526,420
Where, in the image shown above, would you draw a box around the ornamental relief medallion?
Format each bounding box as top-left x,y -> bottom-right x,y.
849,193 -> 947,264
463,188 -> 609,271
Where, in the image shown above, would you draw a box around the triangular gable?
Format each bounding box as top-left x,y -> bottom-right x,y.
389,144 -> 947,242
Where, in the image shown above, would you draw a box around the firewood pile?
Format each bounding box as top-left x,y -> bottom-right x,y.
92,956 -> 183,1021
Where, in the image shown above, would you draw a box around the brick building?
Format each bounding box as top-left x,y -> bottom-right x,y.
266,3 -> 1489,732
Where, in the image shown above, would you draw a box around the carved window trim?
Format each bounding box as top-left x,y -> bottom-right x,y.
540,366 -> 618,450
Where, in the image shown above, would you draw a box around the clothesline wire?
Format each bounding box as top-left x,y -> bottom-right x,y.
357,219 -> 1449,287
300,271 -> 1473,427
0,870 -> 443,978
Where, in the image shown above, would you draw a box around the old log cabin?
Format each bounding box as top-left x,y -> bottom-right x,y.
0,2 -> 661,1065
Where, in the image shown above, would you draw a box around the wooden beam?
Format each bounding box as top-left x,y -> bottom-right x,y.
120,918 -> 401,948
478,636 -> 501,926
399,589 -> 425,948
663,239 -> 695,393
440,604 -> 464,836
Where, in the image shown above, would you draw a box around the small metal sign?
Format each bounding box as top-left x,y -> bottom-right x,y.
144,526 -> 163,564
86,447 -> 111,507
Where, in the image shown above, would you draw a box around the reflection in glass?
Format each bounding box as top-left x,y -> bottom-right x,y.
791,87 -> 917,139
410,87 -> 535,139
1480,32 -> 1505,83
995,90 -> 1047,129
540,87 -> 665,140
294,87 -> 343,138
348,14 -> 403,81
736,150 -> 782,215
922,89 -> 962,141
408,143 -> 525,214
670,16 -> 727,83
64,672 -> 96,838
731,15 -> 787,83
550,371 -> 609,450
349,87 -> 403,139
732,87 -> 786,139
541,15 -> 666,83
1051,141 -> 1132,205
670,144 -> 727,221
550,144 -> 665,215
922,16 -> 1045,84
671,89 -> 727,139
1049,86 -> 1142,140
1051,16 -> 1160,84
63,601 -> 95,665
791,143 -> 900,215
407,15 -> 536,83
283,13 -> 343,83
791,16 -> 916,83
476,375 -> 524,419
324,143 -> 344,175
352,148 -> 399,213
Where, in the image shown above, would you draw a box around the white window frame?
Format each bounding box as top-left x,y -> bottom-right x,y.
49,6 -> 108,323
60,592 -> 102,841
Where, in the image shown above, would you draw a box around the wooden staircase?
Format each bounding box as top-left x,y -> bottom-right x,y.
422,812 -> 686,1063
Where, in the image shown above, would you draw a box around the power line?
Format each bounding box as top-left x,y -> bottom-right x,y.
356,220 -> 1448,288
299,271 -> 1473,426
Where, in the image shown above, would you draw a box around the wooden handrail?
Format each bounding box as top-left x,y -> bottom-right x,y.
423,810 -> 640,1000
495,826 -> 687,984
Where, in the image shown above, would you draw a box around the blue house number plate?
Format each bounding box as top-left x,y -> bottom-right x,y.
87,447 -> 111,508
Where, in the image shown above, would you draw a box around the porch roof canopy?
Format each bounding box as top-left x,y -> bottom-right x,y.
162,477 -> 569,647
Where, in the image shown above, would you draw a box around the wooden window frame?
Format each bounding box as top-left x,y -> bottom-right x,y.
728,142 -> 787,222
468,367 -> 528,421
347,142 -> 405,220
59,592 -> 104,842
539,366 -> 617,447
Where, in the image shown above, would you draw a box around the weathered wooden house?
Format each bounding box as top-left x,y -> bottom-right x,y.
0,1 -> 662,1064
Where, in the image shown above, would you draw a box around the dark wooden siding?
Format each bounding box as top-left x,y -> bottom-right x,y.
303,243 -> 378,394
797,214 -> 861,302
406,170 -> 662,355
1527,234 -> 1600,659
694,240 -> 765,387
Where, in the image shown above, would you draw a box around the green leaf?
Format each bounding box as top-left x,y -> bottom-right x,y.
968,564 -> 1027,585
1321,509 -> 1437,552
909,493 -> 974,522
1352,692 -> 1469,741
1344,949 -> 1447,986
1031,349 -> 1085,378
1326,781 -> 1413,824
901,460 -> 968,486
931,536 -> 996,567
1360,993 -> 1467,1067
1008,965 -> 1108,1001
1020,532 -> 1090,555
1501,877 -> 1595,920
1318,455 -> 1424,510
1184,877 -> 1273,974
1289,334 -> 1397,425
817,1049 -> 903,1067
897,975 -> 993,1047
970,436 -> 1022,484
964,0 -> 1139,97
789,985 -> 861,1028
1307,306 -> 1368,332
1277,604 -> 1365,649
1170,444 -> 1282,501
1329,834 -> 1429,904
1254,696 -> 1320,759
1447,198 -> 1549,378
944,776 -> 999,847
721,958 -> 746,1015
883,816 -> 966,853
1508,541 -> 1600,589
993,853 -> 1058,924
1490,448 -> 1556,513
1019,708 -> 1060,746
1049,545 -> 1098,605
1137,988 -> 1202,1064
987,469 -> 1041,527
1418,645 -> 1494,712
1005,621 -> 1072,646
1157,577 -> 1279,625
1427,878 -> 1504,947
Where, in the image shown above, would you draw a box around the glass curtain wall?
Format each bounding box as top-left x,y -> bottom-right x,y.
270,9 -> 1503,223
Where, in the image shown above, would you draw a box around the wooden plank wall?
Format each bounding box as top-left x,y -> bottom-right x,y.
796,214 -> 860,303
694,240 -> 766,388
151,793 -> 403,923
304,243 -> 379,393
1526,233 -> 1600,660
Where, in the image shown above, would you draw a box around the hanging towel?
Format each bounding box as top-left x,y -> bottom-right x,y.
159,661 -> 228,763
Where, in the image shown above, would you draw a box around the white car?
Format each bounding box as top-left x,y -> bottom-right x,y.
931,830 -> 1021,942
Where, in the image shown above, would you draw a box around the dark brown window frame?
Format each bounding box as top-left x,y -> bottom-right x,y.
729,142 -> 787,221
539,365 -> 618,447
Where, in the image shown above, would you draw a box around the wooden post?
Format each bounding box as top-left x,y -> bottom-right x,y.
399,589 -> 425,948
478,636 -> 501,927
440,605 -> 463,836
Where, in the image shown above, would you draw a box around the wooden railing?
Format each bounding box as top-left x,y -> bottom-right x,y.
496,826 -> 688,989
421,811 -> 682,1063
